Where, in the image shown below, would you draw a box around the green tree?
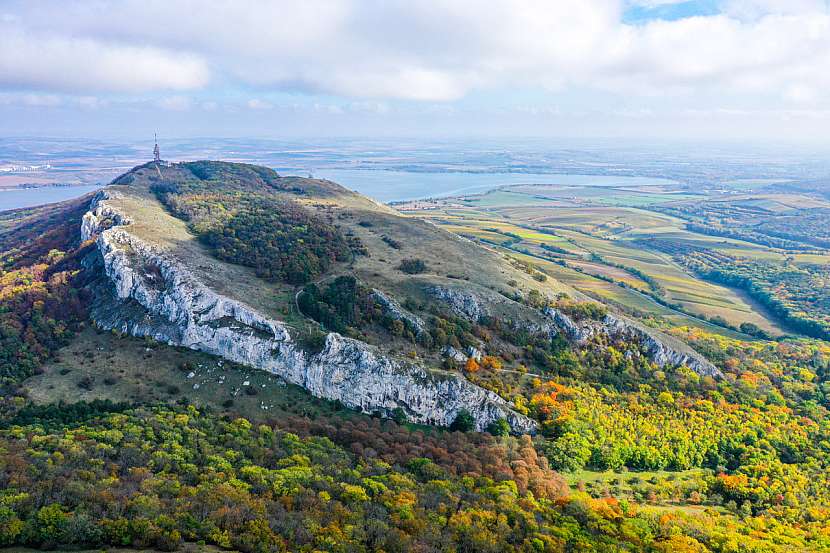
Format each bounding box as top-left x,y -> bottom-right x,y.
450,409 -> 476,432
486,418 -> 510,437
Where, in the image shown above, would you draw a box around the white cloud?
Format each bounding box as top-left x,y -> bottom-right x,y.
348,101 -> 391,114
313,103 -> 345,114
2,0 -> 830,110
21,93 -> 62,106
723,0 -> 829,19
0,92 -> 62,106
0,25 -> 208,93
156,96 -> 192,111
625,0 -> 689,7
246,99 -> 273,110
783,83 -> 819,104
76,96 -> 106,109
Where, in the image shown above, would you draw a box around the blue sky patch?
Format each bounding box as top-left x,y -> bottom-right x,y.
624,0 -> 721,24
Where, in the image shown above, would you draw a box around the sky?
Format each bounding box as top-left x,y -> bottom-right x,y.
2,0 -> 830,143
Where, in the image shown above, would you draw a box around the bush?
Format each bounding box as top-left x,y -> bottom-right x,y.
486,418 -> 510,436
382,236 -> 402,249
739,322 -> 771,339
554,299 -> 608,321
449,409 -> 476,432
298,276 -> 379,334
299,330 -> 328,354
154,183 -> 358,285
391,407 -> 408,425
398,258 -> 427,274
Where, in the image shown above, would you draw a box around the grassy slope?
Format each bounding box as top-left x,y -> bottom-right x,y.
15,162 -> 600,419
25,327 -> 363,425
103,163 -> 580,347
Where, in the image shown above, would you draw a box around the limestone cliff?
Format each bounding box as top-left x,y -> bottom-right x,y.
427,283 -> 720,378
543,307 -> 722,378
370,289 -> 427,337
426,285 -> 490,322
81,191 -> 537,434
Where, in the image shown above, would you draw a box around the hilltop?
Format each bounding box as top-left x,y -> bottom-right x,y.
62,160 -> 720,430
1,161 -> 720,430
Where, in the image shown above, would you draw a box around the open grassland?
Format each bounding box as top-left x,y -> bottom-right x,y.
494,205 -> 678,235
25,327 -> 361,424
498,248 -> 749,337
568,259 -> 651,288
564,469 -> 716,510
793,253 -> 830,265
444,215 -> 779,334
459,189 -> 564,208
705,192 -> 830,211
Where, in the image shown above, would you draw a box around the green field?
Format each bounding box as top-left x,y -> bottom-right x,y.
408,184 -> 825,337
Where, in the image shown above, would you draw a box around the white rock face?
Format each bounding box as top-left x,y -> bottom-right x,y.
81,192 -> 537,434
370,289 -> 427,337
426,283 -> 719,378
543,307 -> 722,378
81,190 -> 132,242
426,285 -> 489,322
442,345 -> 468,364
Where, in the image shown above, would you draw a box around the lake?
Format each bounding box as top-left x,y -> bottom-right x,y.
313,169 -> 675,202
0,170 -> 675,211
0,185 -> 101,212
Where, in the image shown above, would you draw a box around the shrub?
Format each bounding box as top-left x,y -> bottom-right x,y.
391,407 -> 408,425
449,409 -> 476,432
153,182 -> 358,285
77,376 -> 95,390
382,236 -> 402,249
398,258 -> 427,274
298,276 -> 379,334
486,418 -> 511,437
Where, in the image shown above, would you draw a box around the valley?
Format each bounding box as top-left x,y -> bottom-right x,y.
405,181 -> 830,340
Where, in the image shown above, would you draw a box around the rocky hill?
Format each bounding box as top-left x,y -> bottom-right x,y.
7,160 -> 719,432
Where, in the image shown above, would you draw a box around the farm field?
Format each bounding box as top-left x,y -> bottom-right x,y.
403,182 -> 830,338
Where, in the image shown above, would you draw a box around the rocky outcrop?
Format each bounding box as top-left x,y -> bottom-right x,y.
466,346 -> 483,361
81,190 -> 132,242
603,314 -> 722,378
370,289 -> 427,337
543,307 -> 722,378
81,192 -> 536,434
442,346 -> 468,364
426,285 -> 489,322
543,307 -> 595,342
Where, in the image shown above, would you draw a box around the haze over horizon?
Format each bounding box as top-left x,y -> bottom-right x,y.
3,0 -> 830,144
